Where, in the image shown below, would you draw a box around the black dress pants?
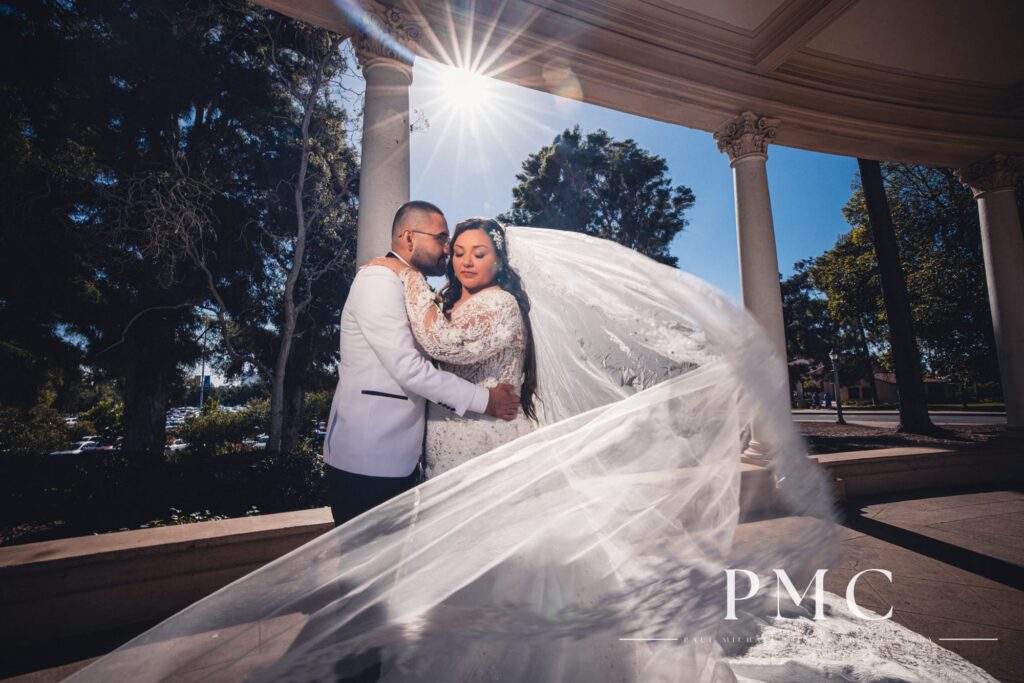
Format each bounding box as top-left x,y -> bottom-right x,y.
326,464 -> 419,527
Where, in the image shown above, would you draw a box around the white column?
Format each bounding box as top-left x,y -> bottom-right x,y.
353,8 -> 418,265
958,155 -> 1024,429
714,111 -> 787,462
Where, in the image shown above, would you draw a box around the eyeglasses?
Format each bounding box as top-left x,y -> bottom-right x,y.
406,229 -> 450,246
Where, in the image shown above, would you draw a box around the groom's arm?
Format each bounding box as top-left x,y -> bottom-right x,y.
350,268 -> 490,416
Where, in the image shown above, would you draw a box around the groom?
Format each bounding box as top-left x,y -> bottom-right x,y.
323,200 -> 520,526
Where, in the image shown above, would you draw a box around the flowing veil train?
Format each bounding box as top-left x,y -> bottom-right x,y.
66,228 -> 995,682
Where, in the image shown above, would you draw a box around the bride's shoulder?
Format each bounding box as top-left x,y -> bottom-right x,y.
463,287 -> 520,316
477,287 -> 518,307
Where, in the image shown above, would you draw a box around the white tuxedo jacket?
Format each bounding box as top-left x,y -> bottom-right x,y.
323,258 -> 489,477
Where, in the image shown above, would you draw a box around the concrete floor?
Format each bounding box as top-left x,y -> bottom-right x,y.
829,486 -> 1024,682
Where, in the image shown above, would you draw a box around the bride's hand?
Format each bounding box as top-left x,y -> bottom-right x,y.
363,257 -> 408,276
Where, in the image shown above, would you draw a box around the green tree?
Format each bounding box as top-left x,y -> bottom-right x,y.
1,0 -> 270,457
0,404 -> 70,455
780,263 -> 837,397
840,164 -> 1002,403
802,222 -> 887,403
120,14 -> 360,453
1,1 -> 359,457
881,164 -> 1002,404
793,163 -> 1005,410
178,400 -> 264,456
498,127 -> 695,266
79,395 -> 123,442
0,1 -> 99,414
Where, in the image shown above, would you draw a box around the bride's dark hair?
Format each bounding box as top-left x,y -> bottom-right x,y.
441,218 -> 538,422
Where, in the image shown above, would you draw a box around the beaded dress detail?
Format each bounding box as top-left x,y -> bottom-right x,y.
399,269 -> 535,478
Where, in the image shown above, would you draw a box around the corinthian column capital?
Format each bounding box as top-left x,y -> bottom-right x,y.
353,4 -> 420,72
713,111 -> 780,164
956,154 -> 1023,199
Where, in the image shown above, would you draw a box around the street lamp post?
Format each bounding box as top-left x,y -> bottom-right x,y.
198,350 -> 207,410
829,349 -> 846,425
197,324 -> 213,410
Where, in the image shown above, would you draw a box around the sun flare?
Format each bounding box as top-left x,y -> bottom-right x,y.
440,66 -> 493,114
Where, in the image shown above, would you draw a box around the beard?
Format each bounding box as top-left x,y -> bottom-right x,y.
411,249 -> 448,277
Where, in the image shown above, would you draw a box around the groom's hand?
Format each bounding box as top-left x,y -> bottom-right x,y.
485,384 -> 520,421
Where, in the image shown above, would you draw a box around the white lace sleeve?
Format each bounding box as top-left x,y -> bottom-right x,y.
400,270 -> 523,366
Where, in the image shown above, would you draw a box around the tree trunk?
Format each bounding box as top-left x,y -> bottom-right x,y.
858,320 -> 881,406
280,330 -> 311,453
857,159 -> 935,433
266,57 -> 323,453
281,374 -> 306,453
267,320 -> 294,452
122,354 -> 167,460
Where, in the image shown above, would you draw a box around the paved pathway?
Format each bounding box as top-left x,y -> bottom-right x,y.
831,487 -> 1024,682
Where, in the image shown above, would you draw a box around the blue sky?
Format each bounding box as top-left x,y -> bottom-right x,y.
402,59 -> 859,303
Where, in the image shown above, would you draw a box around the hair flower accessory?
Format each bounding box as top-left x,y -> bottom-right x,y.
488,227 -> 504,251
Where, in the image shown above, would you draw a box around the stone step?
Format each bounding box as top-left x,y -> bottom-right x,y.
813,446 -> 1023,499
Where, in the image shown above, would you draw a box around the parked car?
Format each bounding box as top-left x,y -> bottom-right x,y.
49,440 -> 101,456
252,434 -> 269,450
165,438 -> 189,453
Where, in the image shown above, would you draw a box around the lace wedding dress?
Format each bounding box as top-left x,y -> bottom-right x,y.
398,271 -> 535,478
67,228 -> 997,683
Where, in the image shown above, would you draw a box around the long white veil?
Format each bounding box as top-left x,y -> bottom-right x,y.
67,227 -> 844,682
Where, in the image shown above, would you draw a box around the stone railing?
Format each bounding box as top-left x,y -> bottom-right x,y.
0,508 -> 333,647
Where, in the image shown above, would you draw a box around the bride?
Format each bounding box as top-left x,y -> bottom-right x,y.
66,225 -> 997,683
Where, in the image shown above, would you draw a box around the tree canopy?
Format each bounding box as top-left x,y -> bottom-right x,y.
498,126 -> 695,267
0,0 -> 359,455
